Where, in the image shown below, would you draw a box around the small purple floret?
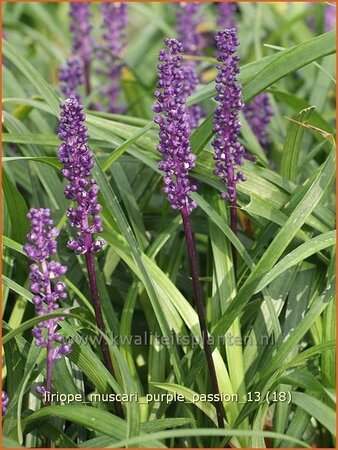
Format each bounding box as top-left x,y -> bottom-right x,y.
59,56 -> 84,99
98,2 -> 128,113
217,2 -> 237,30
212,29 -> 245,203
58,95 -> 104,255
243,92 -> 274,149
2,391 -> 9,415
153,38 -> 197,215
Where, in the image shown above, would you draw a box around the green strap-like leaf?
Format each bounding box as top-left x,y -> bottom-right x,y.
291,391 -> 336,436
2,39 -> 60,115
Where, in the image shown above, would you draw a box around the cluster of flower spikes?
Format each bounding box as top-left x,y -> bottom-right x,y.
2,391 -> 9,415
58,95 -> 105,255
23,209 -> 71,371
217,2 -> 237,30
59,55 -> 84,98
212,29 -> 246,203
176,2 -> 204,129
153,38 -> 198,215
98,2 -> 128,113
69,2 -> 93,64
243,92 -> 274,149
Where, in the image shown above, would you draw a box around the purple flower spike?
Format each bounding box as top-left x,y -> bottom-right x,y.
69,2 -> 93,95
98,2 -> 128,113
2,391 -> 9,415
217,2 -> 237,30
69,3 -> 92,64
57,96 -> 123,419
176,2 -> 204,129
59,55 -> 84,99
153,38 -> 197,215
58,95 -> 105,255
154,41 -> 225,430
244,92 -> 274,149
212,29 -> 245,205
177,2 -> 203,56
24,208 -> 70,397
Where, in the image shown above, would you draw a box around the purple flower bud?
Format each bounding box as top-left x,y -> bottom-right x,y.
32,295 -> 43,306
243,92 -> 274,149
212,29 -> 245,203
55,282 -> 66,293
63,343 -> 72,355
58,95 -> 105,254
91,238 -> 105,253
153,38 -> 198,215
59,55 -> 84,99
96,2 -> 128,113
29,282 -> 41,294
2,391 -> 9,415
217,2 -> 237,30
47,261 -> 67,277
36,385 -> 46,395
32,328 -> 42,339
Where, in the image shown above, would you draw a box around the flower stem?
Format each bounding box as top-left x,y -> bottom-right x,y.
41,260 -> 53,407
85,250 -> 124,419
181,209 -> 225,429
42,259 -> 53,448
84,60 -> 91,96
230,198 -> 237,268
45,341 -> 53,406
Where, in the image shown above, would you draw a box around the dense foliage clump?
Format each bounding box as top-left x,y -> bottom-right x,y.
2,2 -> 336,449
